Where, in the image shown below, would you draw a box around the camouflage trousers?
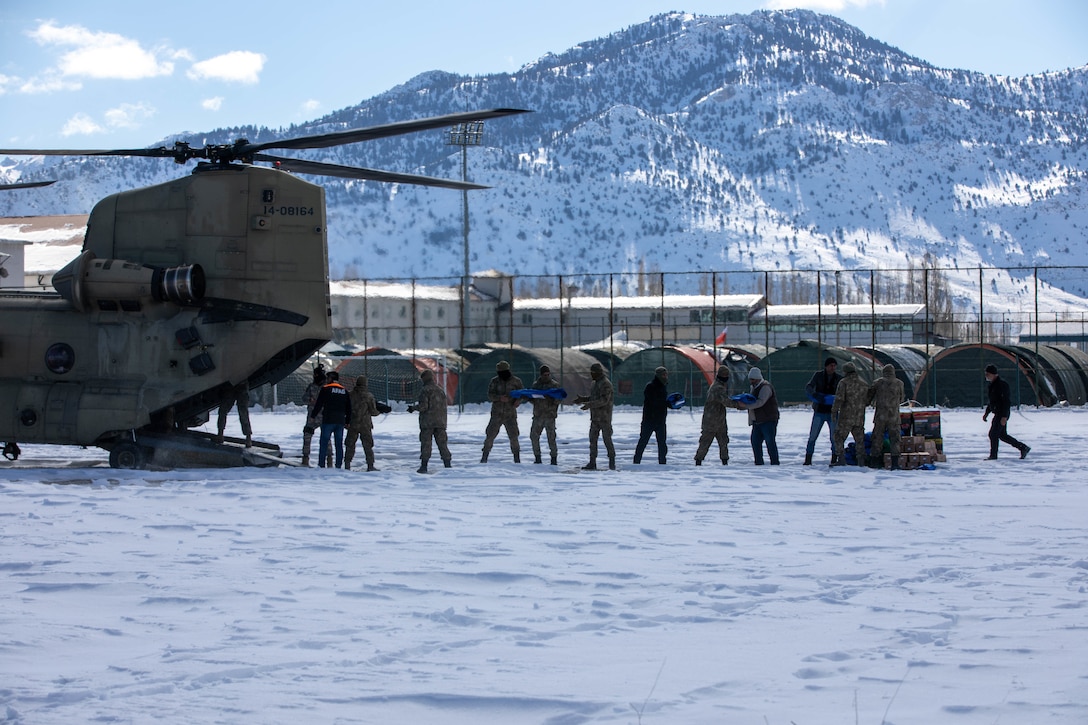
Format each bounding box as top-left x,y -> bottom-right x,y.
483,415 -> 520,456
588,419 -> 615,464
420,427 -> 451,466
870,415 -> 901,459
530,416 -> 558,459
344,427 -> 374,467
833,422 -> 866,465
695,430 -> 730,464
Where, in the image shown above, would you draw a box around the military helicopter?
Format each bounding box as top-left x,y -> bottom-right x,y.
0,108 -> 528,468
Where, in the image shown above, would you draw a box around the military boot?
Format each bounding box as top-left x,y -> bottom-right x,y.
513,452 -> 520,463
891,455 -> 900,470
534,454 -> 542,464
803,453 -> 813,466
550,455 -> 558,466
416,462 -> 428,474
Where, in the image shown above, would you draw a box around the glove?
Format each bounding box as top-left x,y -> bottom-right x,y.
407,405 -> 417,414
573,395 -> 589,404
823,394 -> 836,405
376,402 -> 392,415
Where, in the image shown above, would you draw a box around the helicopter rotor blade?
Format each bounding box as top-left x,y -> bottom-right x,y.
0,146 -> 185,159
240,108 -> 530,156
0,180 -> 57,190
254,154 -> 490,190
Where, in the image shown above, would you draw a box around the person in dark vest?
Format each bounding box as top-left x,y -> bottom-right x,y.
803,357 -> 841,465
633,366 -> 669,464
983,364 -> 1030,460
309,371 -> 352,469
735,367 -> 780,465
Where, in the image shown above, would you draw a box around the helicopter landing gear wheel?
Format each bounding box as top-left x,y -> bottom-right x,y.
109,442 -> 147,469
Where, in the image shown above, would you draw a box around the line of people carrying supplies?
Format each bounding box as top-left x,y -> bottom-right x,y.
239,356 -> 1028,473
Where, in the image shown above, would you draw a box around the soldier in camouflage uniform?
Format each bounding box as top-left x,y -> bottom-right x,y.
529,365 -> 563,465
573,362 -> 616,470
301,366 -> 330,467
481,360 -> 524,463
868,363 -> 905,469
831,362 -> 869,467
344,374 -> 380,472
409,369 -> 451,474
694,365 -> 731,465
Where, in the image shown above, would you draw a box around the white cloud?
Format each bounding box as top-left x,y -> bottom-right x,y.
27,21 -> 175,81
187,51 -> 266,84
103,102 -> 155,129
301,99 -> 321,114
18,72 -> 82,94
61,113 -> 104,137
202,96 -> 224,111
59,102 -> 156,137
764,0 -> 885,9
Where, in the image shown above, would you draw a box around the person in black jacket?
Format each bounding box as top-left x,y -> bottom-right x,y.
309,371 -> 352,469
633,366 -> 669,464
803,357 -> 842,465
983,364 -> 1030,460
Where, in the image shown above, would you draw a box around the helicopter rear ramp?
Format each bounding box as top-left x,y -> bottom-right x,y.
110,430 -> 288,469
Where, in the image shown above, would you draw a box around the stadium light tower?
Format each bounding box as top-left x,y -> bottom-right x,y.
447,121 -> 485,344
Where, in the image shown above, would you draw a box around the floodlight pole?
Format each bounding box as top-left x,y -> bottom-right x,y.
447,121 -> 484,346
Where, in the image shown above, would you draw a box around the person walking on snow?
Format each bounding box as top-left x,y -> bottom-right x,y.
803,357 -> 841,465
633,366 -> 669,464
983,364 -> 1030,460
694,365 -> 731,466
573,362 -> 616,470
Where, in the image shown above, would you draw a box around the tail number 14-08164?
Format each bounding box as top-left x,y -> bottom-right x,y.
263,205 -> 316,216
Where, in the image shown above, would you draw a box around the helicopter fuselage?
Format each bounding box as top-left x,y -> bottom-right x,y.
1,164 -> 332,454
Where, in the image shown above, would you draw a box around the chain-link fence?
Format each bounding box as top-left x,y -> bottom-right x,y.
330,265 -> 1088,354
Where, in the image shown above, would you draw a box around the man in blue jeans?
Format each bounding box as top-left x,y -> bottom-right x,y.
735,367 -> 780,465
803,357 -> 841,465
309,371 -> 352,469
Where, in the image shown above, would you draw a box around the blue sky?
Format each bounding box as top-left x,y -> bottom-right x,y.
1,0 -> 1085,149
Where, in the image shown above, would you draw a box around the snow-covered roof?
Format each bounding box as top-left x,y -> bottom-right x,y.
331,280 -> 468,302
757,303 -> 926,318
514,293 -> 764,311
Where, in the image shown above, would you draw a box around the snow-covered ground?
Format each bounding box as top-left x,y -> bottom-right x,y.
2,404 -> 1085,725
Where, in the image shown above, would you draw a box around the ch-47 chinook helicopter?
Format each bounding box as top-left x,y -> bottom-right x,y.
0,108 -> 528,468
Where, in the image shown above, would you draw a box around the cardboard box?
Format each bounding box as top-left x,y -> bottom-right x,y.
911,408 -> 942,438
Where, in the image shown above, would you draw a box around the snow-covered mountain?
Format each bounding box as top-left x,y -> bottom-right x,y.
3,10 -> 1087,312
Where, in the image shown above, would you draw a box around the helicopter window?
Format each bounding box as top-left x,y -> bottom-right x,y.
45,343 -> 76,375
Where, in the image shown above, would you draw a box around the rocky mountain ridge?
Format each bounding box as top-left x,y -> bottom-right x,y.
3,9 -> 1087,312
